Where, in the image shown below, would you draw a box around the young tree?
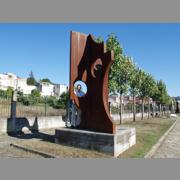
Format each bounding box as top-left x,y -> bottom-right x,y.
107,34 -> 134,124
31,89 -> 41,98
118,56 -> 134,122
153,80 -> 169,116
0,87 -> 13,99
30,89 -> 41,104
139,73 -> 157,120
106,33 -> 123,123
129,67 -> 142,122
146,75 -> 157,119
54,92 -> 69,109
6,87 -> 14,98
27,71 -> 37,85
0,89 -> 7,98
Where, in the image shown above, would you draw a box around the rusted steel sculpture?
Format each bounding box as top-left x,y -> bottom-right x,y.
69,31 -> 116,134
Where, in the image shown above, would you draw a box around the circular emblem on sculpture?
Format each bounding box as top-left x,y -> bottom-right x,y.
74,80 -> 87,98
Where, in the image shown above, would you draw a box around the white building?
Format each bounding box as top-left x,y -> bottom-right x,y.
38,82 -> 54,96
0,73 -> 17,90
17,78 -> 36,95
54,84 -> 68,97
0,73 -> 36,95
0,72 -> 68,97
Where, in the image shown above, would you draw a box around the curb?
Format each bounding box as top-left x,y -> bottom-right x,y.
144,118 -> 178,158
10,143 -> 57,158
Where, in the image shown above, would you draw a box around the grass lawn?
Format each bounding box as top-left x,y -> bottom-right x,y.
177,113 -> 180,117
15,117 -> 175,158
118,117 -> 175,158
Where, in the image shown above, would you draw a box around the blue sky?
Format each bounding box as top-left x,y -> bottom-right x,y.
0,23 -> 180,96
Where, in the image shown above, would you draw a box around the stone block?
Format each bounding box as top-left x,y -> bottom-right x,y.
55,127 -> 136,157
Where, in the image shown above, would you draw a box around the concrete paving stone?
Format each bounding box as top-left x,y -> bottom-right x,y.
152,119 -> 180,158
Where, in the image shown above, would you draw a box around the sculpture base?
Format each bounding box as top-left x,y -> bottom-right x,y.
55,127 -> 136,157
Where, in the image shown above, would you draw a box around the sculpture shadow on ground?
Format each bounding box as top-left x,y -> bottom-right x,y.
7,117 -> 55,143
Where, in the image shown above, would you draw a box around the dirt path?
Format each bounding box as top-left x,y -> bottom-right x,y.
0,134 -> 43,158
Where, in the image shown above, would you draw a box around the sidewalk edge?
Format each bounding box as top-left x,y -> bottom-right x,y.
144,118 -> 178,158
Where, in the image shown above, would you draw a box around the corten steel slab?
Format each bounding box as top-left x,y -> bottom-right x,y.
70,31 -> 116,134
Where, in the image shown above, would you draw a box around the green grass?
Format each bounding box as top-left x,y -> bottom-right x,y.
118,117 -> 175,158
177,113 -> 180,117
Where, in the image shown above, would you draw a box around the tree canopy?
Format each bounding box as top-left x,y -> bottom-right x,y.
105,32 -> 171,110
40,78 -> 52,84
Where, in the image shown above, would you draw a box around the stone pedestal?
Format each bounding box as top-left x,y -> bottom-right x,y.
55,127 -> 136,157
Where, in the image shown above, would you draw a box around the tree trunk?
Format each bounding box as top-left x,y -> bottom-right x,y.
152,101 -> 155,117
119,93 -> 123,124
162,106 -> 164,116
122,103 -> 124,115
133,95 -> 136,122
109,102 -> 111,115
141,97 -> 144,120
162,105 -> 165,116
148,98 -> 151,119
159,104 -> 162,116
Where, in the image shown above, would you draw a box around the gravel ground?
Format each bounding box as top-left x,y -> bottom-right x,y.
0,135 -> 43,158
15,129 -> 111,158
0,129 -> 110,158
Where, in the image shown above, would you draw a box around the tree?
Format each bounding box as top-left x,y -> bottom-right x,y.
46,96 -> 56,107
95,36 -> 104,43
28,89 -> 41,105
40,78 -> 52,84
139,71 -> 150,120
31,89 -> 41,98
139,72 -> 157,120
27,71 -> 36,85
105,32 -> 171,122
129,67 -> 142,122
106,33 -> 123,123
138,71 -> 148,120
0,89 -> 7,98
153,80 -> 170,116
107,34 -> 135,124
145,74 -> 157,119
53,92 -> 69,109
6,87 -> 14,98
17,91 -> 24,102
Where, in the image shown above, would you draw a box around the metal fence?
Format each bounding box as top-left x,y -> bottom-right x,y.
110,103 -> 170,115
0,97 -> 65,118
16,103 -> 65,117
110,103 -> 151,114
0,95 -> 171,119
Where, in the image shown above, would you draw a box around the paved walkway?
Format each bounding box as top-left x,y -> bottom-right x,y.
152,118 -> 180,158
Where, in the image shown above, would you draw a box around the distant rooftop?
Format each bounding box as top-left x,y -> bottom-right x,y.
174,96 -> 180,101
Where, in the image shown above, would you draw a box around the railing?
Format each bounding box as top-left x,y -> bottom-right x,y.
110,103 -> 170,115
110,103 -> 152,114
16,103 -> 65,117
0,95 -> 171,119
0,97 -> 65,118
